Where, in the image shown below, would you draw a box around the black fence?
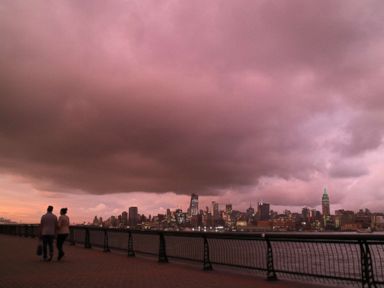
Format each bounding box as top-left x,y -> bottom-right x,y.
1,224 -> 384,288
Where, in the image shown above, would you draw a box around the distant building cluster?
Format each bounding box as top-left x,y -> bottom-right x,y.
0,217 -> 15,224
92,206 -> 140,228
89,188 -> 384,232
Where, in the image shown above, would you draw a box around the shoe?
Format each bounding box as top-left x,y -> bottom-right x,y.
58,252 -> 64,261
47,255 -> 53,262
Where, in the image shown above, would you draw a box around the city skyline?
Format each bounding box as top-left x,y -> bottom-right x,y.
1,1 -> 384,223
2,187 -> 383,225
87,190 -> 383,233
88,190 -> 382,225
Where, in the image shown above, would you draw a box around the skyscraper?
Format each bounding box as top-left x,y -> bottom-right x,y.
189,193 -> 199,216
225,204 -> 232,224
225,204 -> 232,215
322,188 -> 330,218
128,206 -> 139,227
212,201 -> 220,224
121,211 -> 128,227
246,203 -> 255,217
257,202 -> 270,221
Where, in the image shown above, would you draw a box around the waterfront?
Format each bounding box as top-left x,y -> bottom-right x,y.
2,234 -> 333,288
2,224 -> 384,287
70,227 -> 384,287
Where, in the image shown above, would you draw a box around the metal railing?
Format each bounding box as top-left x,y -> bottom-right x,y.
1,224 -> 383,288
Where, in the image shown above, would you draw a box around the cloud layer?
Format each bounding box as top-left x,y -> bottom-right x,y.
1,1 -> 384,216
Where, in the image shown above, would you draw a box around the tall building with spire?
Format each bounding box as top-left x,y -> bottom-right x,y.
322,188 -> 330,218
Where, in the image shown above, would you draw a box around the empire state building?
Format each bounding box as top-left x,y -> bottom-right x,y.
322,188 -> 330,218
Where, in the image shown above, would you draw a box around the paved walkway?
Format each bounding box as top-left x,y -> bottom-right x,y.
0,235 -> 332,288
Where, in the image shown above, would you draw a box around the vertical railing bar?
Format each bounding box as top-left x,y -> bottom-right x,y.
69,227 -> 75,246
350,242 -> 358,283
366,241 -> 377,288
238,239 -> 243,268
84,228 -> 92,249
359,239 -> 377,288
203,236 -> 213,271
342,242 -> 349,281
354,242 -> 361,283
304,241 -> 310,281
127,231 -> 135,257
30,225 -> 35,238
103,229 -> 110,252
287,241 -> 294,279
265,236 -> 277,281
316,243 -> 324,275
255,239 -> 260,269
158,232 -> 168,263
330,241 -> 336,278
329,241 -> 335,285
224,238 -> 228,266
376,244 -> 384,285
296,241 -> 301,281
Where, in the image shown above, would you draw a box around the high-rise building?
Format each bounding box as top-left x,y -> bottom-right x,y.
302,207 -> 310,222
166,208 -> 172,222
246,204 -> 255,217
257,202 -> 270,221
212,201 -> 220,224
175,209 -> 186,225
128,207 -> 139,227
226,204 -> 232,215
189,193 -> 199,216
224,204 -> 233,225
202,211 -> 213,227
121,211 -> 128,227
110,216 -> 118,227
322,188 -> 330,217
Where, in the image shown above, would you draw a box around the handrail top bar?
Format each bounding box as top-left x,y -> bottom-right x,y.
70,225 -> 384,240
5,224 -> 384,241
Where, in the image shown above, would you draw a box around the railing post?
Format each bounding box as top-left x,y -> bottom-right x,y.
266,237 -> 277,281
203,236 -> 213,271
359,240 -> 376,288
69,228 -> 75,245
24,225 -> 29,237
84,228 -> 92,249
103,229 -> 110,252
158,232 -> 168,263
127,231 -> 135,257
30,225 -> 36,238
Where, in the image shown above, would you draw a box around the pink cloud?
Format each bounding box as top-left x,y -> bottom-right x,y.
1,1 -> 384,221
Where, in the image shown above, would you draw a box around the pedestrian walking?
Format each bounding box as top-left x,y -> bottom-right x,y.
57,208 -> 70,261
40,205 -> 58,261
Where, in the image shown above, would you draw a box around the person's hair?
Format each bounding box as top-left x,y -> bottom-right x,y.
60,208 -> 68,215
47,206 -> 53,212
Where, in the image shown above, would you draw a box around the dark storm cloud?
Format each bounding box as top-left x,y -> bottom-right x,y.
1,0 -> 384,196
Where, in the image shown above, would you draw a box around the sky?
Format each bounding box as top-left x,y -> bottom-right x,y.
1,0 -> 384,223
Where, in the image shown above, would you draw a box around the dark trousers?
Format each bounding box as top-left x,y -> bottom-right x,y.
42,235 -> 54,259
56,234 -> 68,257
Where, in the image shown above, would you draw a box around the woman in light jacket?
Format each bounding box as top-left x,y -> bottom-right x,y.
56,208 -> 70,261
